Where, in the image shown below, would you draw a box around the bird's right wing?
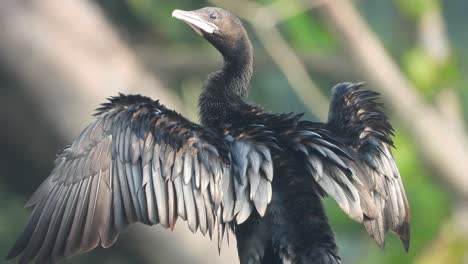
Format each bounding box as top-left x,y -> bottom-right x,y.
7,94 -> 273,264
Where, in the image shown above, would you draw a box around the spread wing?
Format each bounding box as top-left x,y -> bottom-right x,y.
7,94 -> 273,264
326,83 -> 409,250
288,83 -> 409,251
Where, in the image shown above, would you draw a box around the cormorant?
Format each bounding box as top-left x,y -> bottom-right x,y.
7,7 -> 410,264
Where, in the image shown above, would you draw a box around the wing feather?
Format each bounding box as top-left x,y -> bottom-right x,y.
284,83 -> 410,251
9,94 -> 278,263
326,82 -> 410,250
8,94 -> 236,263
51,181 -> 82,262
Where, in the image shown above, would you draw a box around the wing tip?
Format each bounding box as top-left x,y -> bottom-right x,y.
397,222 -> 411,252
6,231 -> 31,261
371,222 -> 410,252
374,235 -> 386,250
5,248 -> 19,261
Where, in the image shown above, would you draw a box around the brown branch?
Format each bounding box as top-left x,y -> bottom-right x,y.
0,0 -> 182,136
318,0 -> 468,198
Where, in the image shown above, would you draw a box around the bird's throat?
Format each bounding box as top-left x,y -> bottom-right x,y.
199,45 -> 253,129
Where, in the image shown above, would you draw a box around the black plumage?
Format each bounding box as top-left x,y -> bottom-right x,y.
7,6 -> 410,264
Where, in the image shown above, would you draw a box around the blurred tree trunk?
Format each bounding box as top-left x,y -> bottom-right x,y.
0,0 -> 236,263
0,0 -> 182,136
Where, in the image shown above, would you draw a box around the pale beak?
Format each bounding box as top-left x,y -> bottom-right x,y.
172,9 -> 219,35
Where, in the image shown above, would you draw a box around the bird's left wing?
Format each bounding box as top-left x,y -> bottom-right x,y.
326,83 -> 409,250
283,83 -> 409,251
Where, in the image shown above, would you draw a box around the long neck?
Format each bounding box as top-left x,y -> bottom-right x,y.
199,37 -> 253,128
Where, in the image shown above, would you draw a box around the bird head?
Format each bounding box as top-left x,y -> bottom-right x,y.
172,7 -> 250,59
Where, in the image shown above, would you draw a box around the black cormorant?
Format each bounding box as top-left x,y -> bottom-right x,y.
7,7 -> 410,264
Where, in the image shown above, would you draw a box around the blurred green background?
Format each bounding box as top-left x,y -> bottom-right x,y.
1,0 -> 467,263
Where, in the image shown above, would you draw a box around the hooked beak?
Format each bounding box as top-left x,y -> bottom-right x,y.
172,9 -> 218,35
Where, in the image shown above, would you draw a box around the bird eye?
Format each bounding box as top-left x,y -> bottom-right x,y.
209,12 -> 218,19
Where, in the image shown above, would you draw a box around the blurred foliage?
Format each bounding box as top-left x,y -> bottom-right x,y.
402,48 -> 460,96
396,0 -> 440,19
281,12 -> 336,53
415,224 -> 468,264
2,0 -> 468,263
0,184 -> 29,252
